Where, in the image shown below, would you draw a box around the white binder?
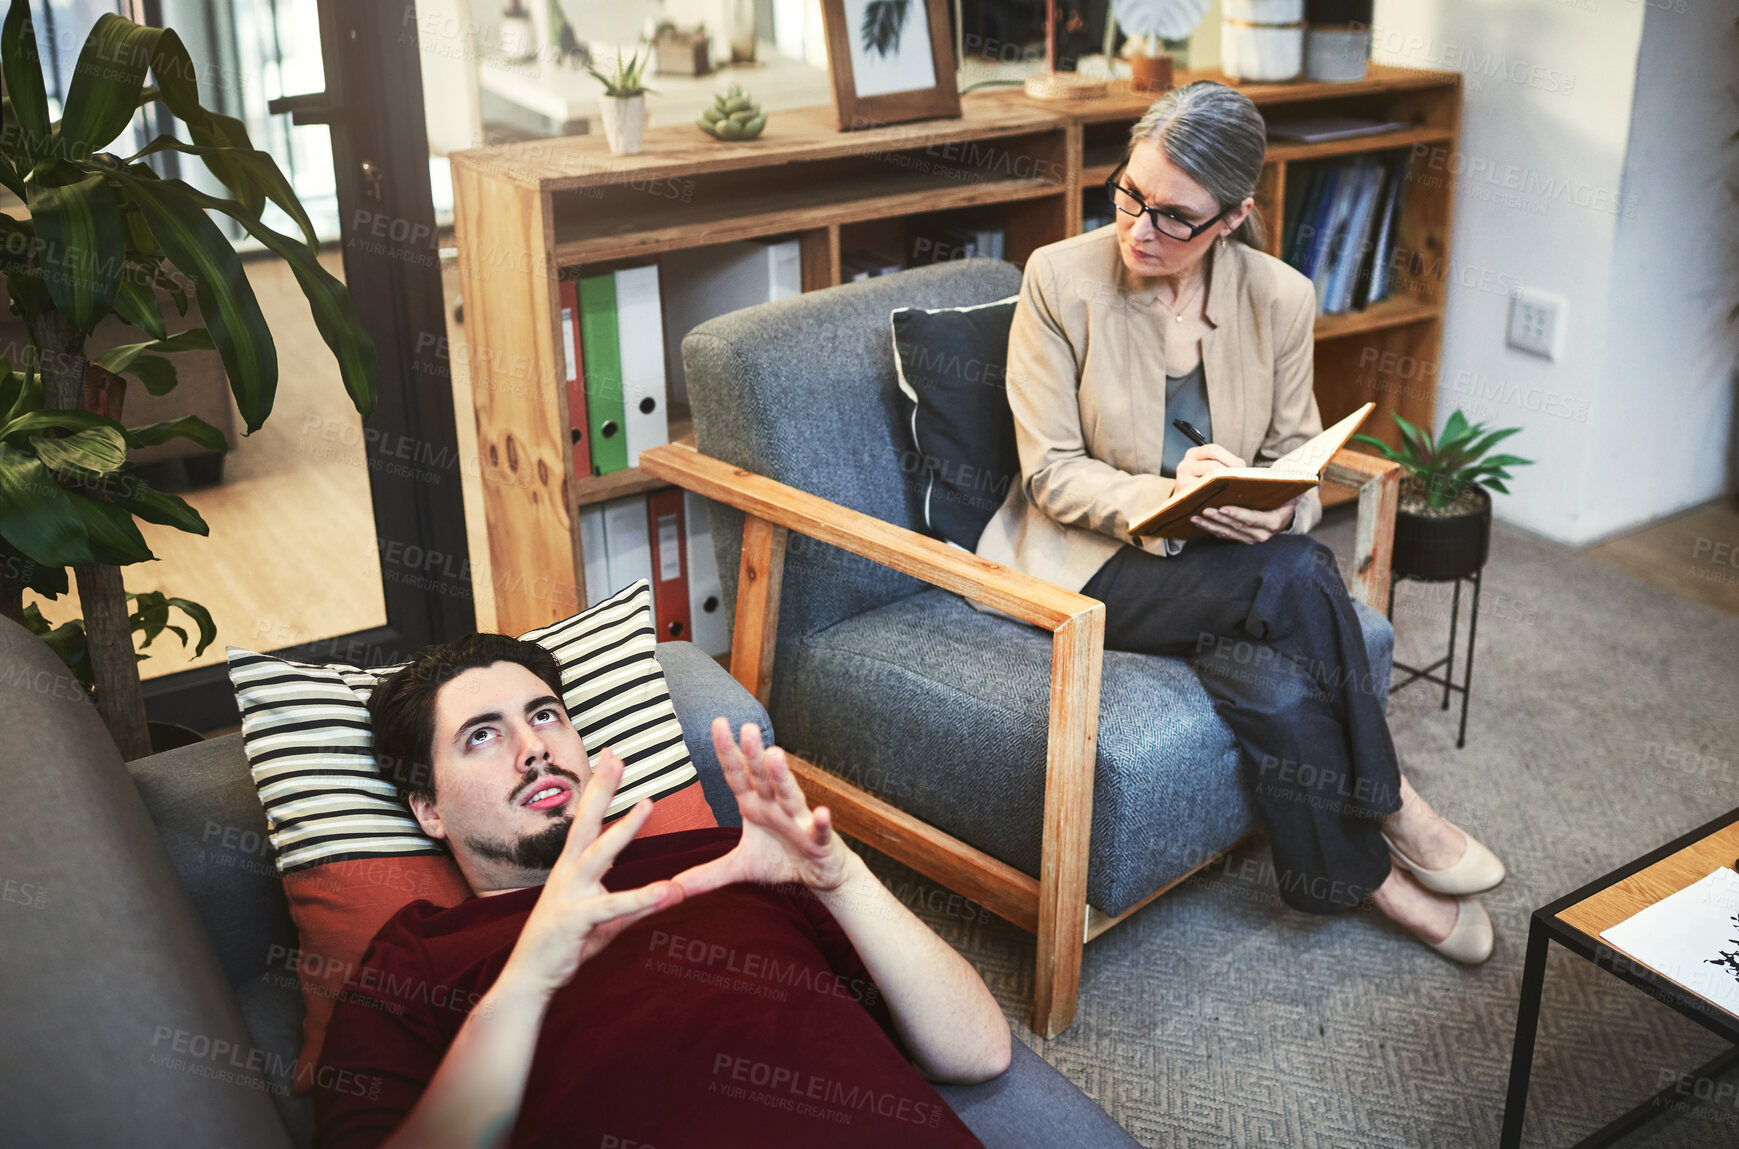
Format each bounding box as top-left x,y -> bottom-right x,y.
659,238 -> 802,405
614,264 -> 668,468
683,490 -> 731,657
578,504 -> 610,607
602,495 -> 653,597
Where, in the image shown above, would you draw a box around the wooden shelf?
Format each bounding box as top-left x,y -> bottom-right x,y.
571,414 -> 694,508
1314,296 -> 1442,340
453,68 -> 1462,632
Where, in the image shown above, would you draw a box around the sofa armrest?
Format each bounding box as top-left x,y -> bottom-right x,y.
1322,448 -> 1402,610
654,641 -> 771,829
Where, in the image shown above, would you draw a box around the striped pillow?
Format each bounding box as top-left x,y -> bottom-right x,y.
226,580 -> 699,875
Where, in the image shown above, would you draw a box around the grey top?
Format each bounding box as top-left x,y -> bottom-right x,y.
1160,361 -> 1212,478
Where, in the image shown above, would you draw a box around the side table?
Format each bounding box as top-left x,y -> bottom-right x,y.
1501,807 -> 1739,1147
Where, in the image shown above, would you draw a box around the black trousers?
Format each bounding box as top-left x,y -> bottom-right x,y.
1081,533 -> 1403,914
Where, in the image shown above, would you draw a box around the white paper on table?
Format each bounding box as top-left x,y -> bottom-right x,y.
1599,867 -> 1739,1017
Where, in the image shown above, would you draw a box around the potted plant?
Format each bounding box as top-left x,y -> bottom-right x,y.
588,46 -> 657,156
25,592 -> 216,751
1352,409 -> 1533,582
0,0 -> 377,759
1110,0 -> 1210,92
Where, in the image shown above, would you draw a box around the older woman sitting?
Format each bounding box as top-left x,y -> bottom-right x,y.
975,81 -> 1505,962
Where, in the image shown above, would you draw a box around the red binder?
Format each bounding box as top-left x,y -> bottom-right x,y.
646,488 -> 692,642
559,279 -> 591,477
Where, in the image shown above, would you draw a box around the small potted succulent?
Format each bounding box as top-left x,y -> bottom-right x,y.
588,45 -> 657,155
1352,409 -> 1533,582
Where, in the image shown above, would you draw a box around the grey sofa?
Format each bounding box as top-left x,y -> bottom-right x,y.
0,613 -> 1137,1148
665,258 -> 1395,1035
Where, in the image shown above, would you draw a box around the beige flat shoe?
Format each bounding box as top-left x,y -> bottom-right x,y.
1383,821 -> 1506,896
1422,896 -> 1495,965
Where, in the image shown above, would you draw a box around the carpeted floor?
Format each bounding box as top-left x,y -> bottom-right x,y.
858,512 -> 1739,1148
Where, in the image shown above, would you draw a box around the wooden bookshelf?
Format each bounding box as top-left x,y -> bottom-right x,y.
452,65 -> 1460,632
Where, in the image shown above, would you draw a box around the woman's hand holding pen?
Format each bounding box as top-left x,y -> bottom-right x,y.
1174,444 -> 1299,544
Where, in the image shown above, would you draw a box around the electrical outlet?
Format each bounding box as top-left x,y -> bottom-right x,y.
1507,288 -> 1566,361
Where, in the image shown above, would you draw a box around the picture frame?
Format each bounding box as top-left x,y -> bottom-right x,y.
819,0 -> 962,131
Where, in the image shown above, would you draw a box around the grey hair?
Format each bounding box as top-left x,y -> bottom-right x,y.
1126,81 -> 1266,248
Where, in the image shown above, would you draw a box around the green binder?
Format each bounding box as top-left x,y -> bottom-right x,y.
578,273 -> 628,474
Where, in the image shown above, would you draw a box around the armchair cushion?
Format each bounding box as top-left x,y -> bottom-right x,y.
891,294 -> 1021,549
774,589 -> 1395,917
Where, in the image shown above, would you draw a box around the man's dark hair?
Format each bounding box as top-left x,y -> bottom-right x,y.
368,633 -> 566,818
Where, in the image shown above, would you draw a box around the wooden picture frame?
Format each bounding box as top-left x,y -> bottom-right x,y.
820,0 -> 962,131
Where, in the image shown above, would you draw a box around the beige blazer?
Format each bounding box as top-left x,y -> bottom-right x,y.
975,226 -> 1325,593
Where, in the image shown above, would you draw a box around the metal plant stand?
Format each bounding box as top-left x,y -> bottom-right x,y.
1385,568 -> 1482,748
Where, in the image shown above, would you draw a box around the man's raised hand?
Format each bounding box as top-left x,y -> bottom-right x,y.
498,750 -> 684,1001
670,719 -> 854,899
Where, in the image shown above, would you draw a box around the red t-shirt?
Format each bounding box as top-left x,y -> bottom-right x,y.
312,827 -> 983,1148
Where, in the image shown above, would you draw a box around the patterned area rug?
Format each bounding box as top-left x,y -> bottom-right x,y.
858,515 -> 1739,1148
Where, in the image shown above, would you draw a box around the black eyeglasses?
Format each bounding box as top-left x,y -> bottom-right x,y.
1104,160 -> 1229,243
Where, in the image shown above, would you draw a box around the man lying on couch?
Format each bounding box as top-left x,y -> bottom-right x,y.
313,634 -> 1011,1149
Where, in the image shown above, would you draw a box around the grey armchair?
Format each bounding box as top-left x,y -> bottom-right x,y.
641,258 -> 1402,1037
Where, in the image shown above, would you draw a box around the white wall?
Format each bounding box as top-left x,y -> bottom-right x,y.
1366,0 -> 1730,544
1584,0 -> 1739,539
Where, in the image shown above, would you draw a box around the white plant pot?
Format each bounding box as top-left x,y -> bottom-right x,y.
599,93 -> 646,156
1223,0 -> 1303,21
1221,20 -> 1303,81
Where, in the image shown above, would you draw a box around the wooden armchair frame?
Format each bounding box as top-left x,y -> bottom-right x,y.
640,442 -> 1401,1036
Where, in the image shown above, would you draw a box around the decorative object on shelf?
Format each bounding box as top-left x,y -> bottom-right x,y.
696,85 -> 767,139
1221,0 -> 1304,82
547,0 -> 592,69
1302,0 -> 1371,82
1110,0 -> 1208,95
819,0 -> 961,129
1024,0 -> 1110,101
587,45 -> 657,154
1352,409 -> 1533,748
653,21 -> 713,76
498,0 -> 537,59
0,0 -> 378,760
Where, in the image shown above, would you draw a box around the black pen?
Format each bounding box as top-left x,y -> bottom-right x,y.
1172,418 -> 1210,447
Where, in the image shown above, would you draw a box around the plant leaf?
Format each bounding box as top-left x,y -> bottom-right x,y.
183,185 -> 378,418
0,442 -> 95,565
126,136 -> 317,251
1,407 -> 123,442
25,168 -> 127,336
2,0 -> 50,152
1390,411 -> 1434,459
1347,432 -> 1403,461
106,472 -> 207,535
129,589 -> 170,645
59,13 -> 156,151
121,353 -> 178,395
164,594 -> 216,655
125,414 -> 226,452
31,425 -> 131,477
65,488 -> 154,564
1439,408 -> 1469,445
0,145 -> 26,202
102,167 -> 279,430
113,268 -> 168,339
92,327 -> 217,376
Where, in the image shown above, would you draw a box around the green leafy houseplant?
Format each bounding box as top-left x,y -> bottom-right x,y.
0,0 -> 377,758
1352,409 -> 1533,513
24,590 -> 215,695
585,45 -> 657,97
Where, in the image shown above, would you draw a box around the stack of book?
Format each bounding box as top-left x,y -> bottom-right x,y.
841,249 -> 903,281
909,221 -> 1007,266
1281,150 -> 1412,315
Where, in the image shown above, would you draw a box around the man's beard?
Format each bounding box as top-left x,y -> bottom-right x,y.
467,816 -> 573,872
464,763 -> 585,873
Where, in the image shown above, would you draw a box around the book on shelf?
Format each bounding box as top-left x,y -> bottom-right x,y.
1130,403 -> 1374,539
614,264 -> 669,468
683,490 -> 731,657
841,249 -> 902,281
1284,151 -> 1412,315
1267,116 -> 1409,143
661,238 -> 802,404
602,496 -> 654,595
578,273 -> 628,475
578,504 -> 609,607
558,279 -> 591,477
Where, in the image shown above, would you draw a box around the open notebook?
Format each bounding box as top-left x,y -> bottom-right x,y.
1131,403 -> 1375,539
